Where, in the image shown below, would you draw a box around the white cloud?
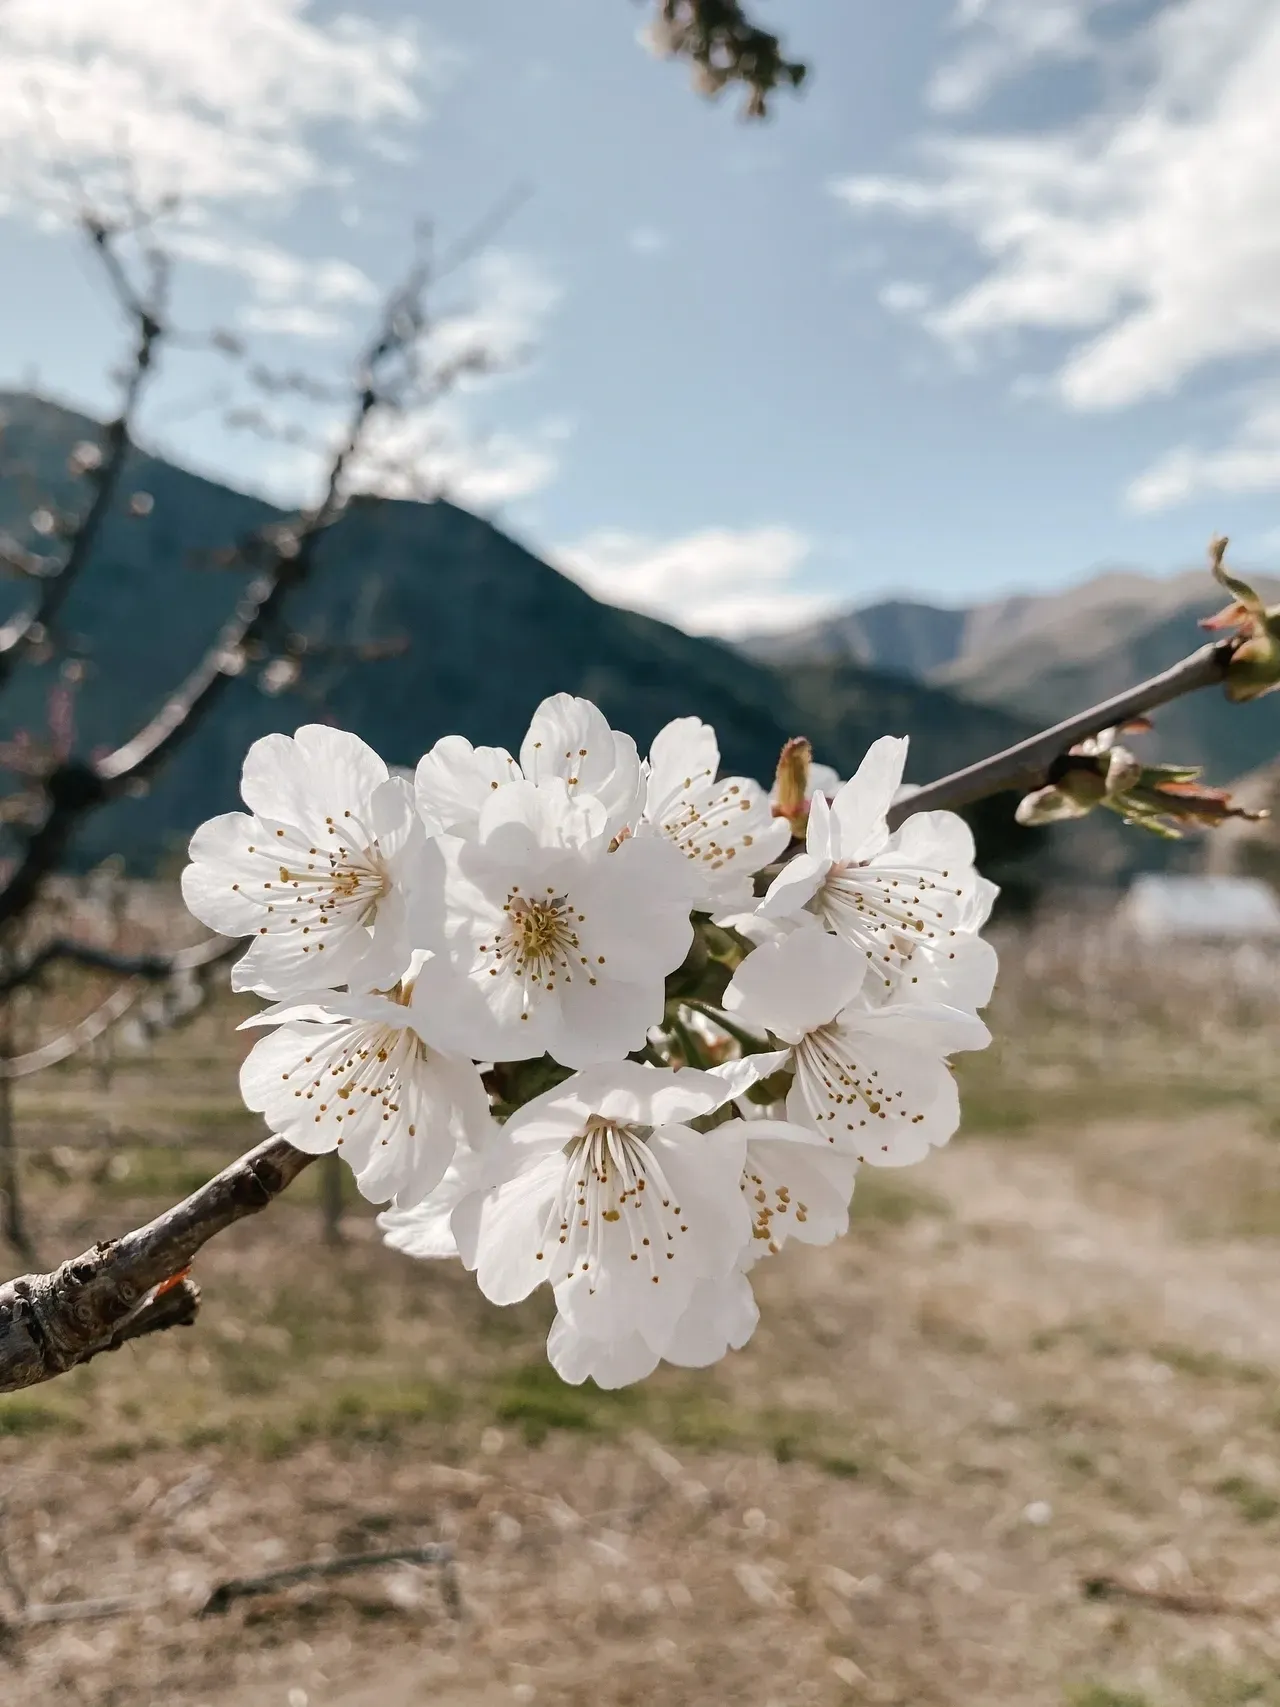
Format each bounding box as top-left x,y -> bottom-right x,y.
928,0 -> 1119,113
835,0 -> 1280,499
0,0 -> 422,211
0,0 -> 426,323
1127,396 -> 1280,511
553,527 -> 836,639
425,252 -> 562,374
342,405 -> 563,509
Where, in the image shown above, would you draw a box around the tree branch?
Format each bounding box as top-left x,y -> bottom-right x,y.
886,639 -> 1235,830
0,1135 -> 314,1393
0,218 -> 165,688
0,243 -> 436,933
0,933 -> 234,998
199,1544 -> 454,1617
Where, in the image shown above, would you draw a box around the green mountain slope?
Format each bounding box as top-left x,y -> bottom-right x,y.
0,393 -> 1035,880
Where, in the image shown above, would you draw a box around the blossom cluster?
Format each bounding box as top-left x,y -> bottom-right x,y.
183,697 -> 996,1388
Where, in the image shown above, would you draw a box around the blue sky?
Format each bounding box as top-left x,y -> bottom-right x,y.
1,0 -> 1278,636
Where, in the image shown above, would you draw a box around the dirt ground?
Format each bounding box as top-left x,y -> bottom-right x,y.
3,934 -> 1280,1707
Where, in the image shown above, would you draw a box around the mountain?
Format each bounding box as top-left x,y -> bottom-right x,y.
744,567 -> 1280,786
0,392 -> 1036,886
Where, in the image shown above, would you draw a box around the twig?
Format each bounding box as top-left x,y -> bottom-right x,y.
887,641 -> 1234,829
18,1592 -> 166,1628
0,933 -> 233,998
199,1544 -> 454,1616
0,241 -> 445,933
0,1135 -> 314,1393
1081,1572 -> 1269,1621
0,218 -> 165,687
0,980 -> 141,1081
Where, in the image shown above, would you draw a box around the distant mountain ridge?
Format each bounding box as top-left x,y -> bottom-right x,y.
743,566 -> 1280,784
0,391 -> 1035,880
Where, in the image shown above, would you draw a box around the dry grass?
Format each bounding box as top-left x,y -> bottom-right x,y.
3,927 -> 1280,1705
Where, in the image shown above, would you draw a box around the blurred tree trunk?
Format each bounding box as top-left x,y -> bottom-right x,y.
0,996 -> 37,1267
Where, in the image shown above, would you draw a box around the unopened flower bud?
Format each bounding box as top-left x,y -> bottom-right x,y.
1015,766 -> 1106,826
1102,745 -> 1143,797
1201,534 -> 1280,702
772,736 -> 812,835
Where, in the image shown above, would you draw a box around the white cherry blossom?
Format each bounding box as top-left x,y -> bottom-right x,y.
547,1271 -> 759,1388
414,695 -> 641,841
640,717 -> 790,914
544,1116 -> 854,1387
451,1062 -> 752,1347
182,726 -> 437,999
519,693 -> 643,836
724,928 -> 989,1164
414,778 -> 695,1068
414,735 -> 521,838
760,736 -> 976,995
898,869 -> 1000,1011
377,1136 -> 503,1258
239,986 -> 491,1207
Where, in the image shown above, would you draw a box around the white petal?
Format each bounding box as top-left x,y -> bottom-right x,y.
840,1000 -> 990,1057
739,1118 -> 858,1251
458,1150 -> 568,1302
476,776 -> 608,852
884,808 -> 975,874
960,874 -> 1000,933
414,735 -> 521,837
827,736 -> 908,862
547,1313 -> 661,1388
788,1022 -> 963,1162
758,850 -> 827,921
556,1121 -> 750,1344
571,832 -> 695,983
181,812 -> 274,937
377,1142 -> 495,1258
645,717 -> 720,817
661,1272 -> 759,1367
724,929 -> 867,1044
240,727 -> 386,827
902,934 -> 999,1010
504,1062 -> 747,1142
520,694 -> 642,832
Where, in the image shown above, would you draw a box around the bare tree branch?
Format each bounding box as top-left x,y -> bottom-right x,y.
886,640 -> 1235,831
199,1544 -> 454,1617
0,217 -> 165,688
0,1135 -> 313,1393
0,239 -> 441,933
0,932 -> 233,998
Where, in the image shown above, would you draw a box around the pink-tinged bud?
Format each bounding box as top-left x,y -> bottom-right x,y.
1201,535 -> 1280,702
771,736 -> 812,835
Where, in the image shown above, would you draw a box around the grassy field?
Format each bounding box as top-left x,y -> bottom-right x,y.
3,927 -> 1280,1706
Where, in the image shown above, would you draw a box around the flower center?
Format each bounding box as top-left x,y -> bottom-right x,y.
267,810 -> 388,940
793,1026 -> 924,1157
743,1160 -> 809,1255
660,783 -> 757,872
533,1116 -> 690,1289
480,886 -> 600,996
286,1019 -> 422,1151
819,859 -> 960,987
